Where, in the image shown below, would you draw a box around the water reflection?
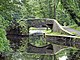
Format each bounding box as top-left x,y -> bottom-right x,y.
6,33 -> 55,60
7,52 -> 54,60
6,31 -> 79,60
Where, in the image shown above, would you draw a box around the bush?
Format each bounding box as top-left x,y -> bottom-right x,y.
0,28 -> 11,52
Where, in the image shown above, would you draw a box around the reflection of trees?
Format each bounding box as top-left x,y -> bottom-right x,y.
68,50 -> 80,60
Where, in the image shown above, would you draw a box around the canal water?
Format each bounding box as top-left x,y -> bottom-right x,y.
5,29 -> 66,60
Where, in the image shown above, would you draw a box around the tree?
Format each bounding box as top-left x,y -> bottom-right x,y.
61,0 -> 80,26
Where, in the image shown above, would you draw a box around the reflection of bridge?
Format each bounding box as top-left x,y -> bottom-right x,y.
46,35 -> 80,48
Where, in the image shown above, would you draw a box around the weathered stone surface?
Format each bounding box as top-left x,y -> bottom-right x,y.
74,39 -> 80,49
52,20 -> 73,35
27,19 -> 46,28
46,19 -> 54,24
27,19 -> 54,29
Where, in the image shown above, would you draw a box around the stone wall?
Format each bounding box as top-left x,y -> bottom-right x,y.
27,19 -> 46,28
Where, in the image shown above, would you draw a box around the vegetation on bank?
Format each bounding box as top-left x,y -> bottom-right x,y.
70,24 -> 80,31
55,47 -> 78,60
0,15 -> 12,52
44,29 -> 66,35
0,28 -> 12,52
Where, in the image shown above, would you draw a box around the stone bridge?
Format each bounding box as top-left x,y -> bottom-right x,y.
7,18 -> 75,35
25,18 -> 73,35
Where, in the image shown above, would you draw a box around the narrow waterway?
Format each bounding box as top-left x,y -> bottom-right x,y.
6,29 -> 66,60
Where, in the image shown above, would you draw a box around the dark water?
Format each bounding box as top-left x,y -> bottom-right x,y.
6,52 -> 54,60
5,32 -> 67,60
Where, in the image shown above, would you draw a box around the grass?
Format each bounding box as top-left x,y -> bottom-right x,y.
44,30 -> 61,35
44,29 -> 68,36
30,27 -> 38,30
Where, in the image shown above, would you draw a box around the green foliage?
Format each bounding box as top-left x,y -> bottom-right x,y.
0,15 -> 10,29
0,7 -> 12,52
56,47 -> 78,60
17,19 -> 28,34
0,0 -> 79,26
61,0 -> 80,26
0,28 -> 11,52
29,36 -> 47,46
21,0 -> 79,25
56,0 -> 75,25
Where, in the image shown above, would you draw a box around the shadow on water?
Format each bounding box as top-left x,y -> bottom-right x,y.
7,34 -> 29,51
6,34 -> 55,60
